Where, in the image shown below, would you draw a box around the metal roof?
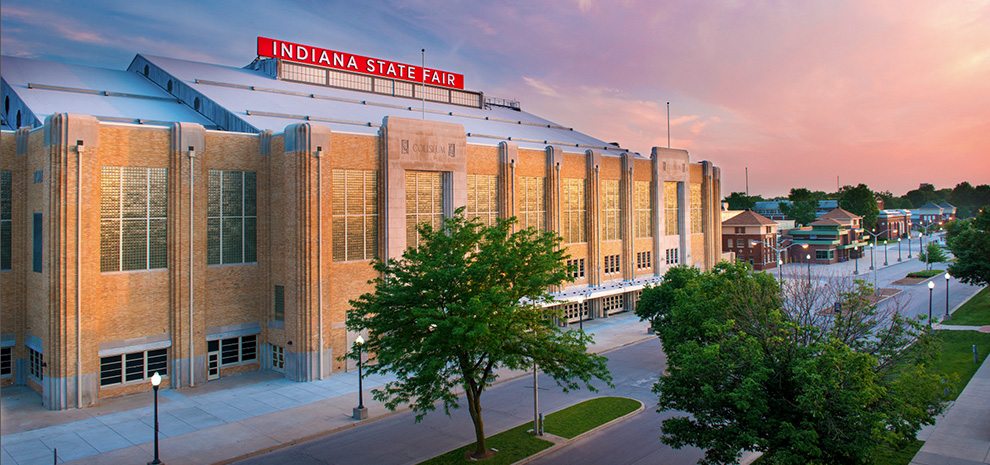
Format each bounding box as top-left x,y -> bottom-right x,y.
0,55 -> 215,129
136,54 -> 634,156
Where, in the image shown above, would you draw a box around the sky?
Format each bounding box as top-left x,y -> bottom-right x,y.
2,0 -> 988,197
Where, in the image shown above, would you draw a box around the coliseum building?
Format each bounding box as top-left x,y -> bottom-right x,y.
0,38 -> 722,409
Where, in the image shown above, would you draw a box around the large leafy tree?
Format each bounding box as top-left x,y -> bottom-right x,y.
780,199 -> 817,226
724,192 -> 764,211
947,207 -> 990,285
839,183 -> 880,229
346,211 -> 611,459
642,262 -> 947,465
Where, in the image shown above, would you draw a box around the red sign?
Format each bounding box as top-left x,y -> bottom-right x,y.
257,36 -> 464,90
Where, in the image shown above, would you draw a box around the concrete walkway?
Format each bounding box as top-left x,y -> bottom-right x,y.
910,353 -> 990,465
0,312 -> 651,465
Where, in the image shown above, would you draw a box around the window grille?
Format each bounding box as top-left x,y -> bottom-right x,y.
566,258 -> 585,279
466,174 -> 498,227
0,347 -> 11,375
271,344 -> 285,371
331,170 -> 378,261
207,171 -> 257,265
634,181 -> 652,238
519,177 -> 545,231
636,251 -> 652,270
281,62 -> 327,85
603,254 -> 621,274
99,348 -> 167,386
328,69 -> 373,92
665,248 -> 680,265
690,183 -> 703,234
28,347 -> 42,380
559,301 -> 589,323
602,294 -> 624,315
100,166 -> 168,272
561,179 -> 586,243
218,335 -> 257,366
664,182 -> 679,236
601,180 -> 620,241
405,171 -> 444,249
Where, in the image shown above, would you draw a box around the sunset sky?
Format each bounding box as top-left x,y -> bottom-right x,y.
2,0 -> 987,196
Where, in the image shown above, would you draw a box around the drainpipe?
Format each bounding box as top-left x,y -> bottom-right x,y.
76,140 -> 83,408
188,146 -> 196,387
315,146 -> 324,380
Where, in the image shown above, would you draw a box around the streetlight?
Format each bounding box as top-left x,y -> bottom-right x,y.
907,230 -> 913,259
897,237 -> 902,262
853,246 -> 860,275
928,281 -> 935,329
575,294 -> 587,332
945,272 -> 951,320
883,240 -> 889,266
806,254 -> 812,285
353,335 -> 367,420
864,228 -> 890,270
754,241 -> 807,286
149,372 -> 163,465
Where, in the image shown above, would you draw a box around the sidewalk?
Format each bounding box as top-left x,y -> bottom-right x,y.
0,312 -> 651,465
910,354 -> 990,465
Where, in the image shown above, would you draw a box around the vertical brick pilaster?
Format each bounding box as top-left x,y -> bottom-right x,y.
498,142 -> 518,226
621,153 -> 635,281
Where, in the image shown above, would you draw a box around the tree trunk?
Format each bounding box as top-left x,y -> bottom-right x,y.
465,386 -> 487,458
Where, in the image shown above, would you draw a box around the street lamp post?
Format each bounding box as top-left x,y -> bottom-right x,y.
945,272 -> 951,320
883,240 -> 889,266
353,335 -> 367,420
777,259 -> 783,284
575,295 -> 587,332
806,254 -> 812,285
853,246 -> 860,275
928,281 -> 935,329
532,362 -> 541,436
897,237 -> 902,262
907,231 -> 913,259
148,372 -> 163,465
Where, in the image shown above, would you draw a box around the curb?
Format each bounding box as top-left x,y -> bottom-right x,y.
511,398 -> 645,465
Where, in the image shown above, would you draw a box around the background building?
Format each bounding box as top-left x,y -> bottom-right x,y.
788,208 -> 867,264
0,41 -> 723,409
722,210 -> 778,270
877,209 -> 912,239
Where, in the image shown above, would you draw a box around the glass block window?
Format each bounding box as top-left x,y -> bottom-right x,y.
99,348 -> 167,386
466,174 -> 498,226
332,170 -> 378,262
100,166 -> 168,272
281,62 -> 327,85
603,254 -> 621,275
1,170 -> 11,270
208,171 -> 257,265
690,183 -> 703,234
602,294 -> 624,315
28,347 -> 42,380
405,171 -> 444,249
561,178 -> 586,244
664,182 -> 679,236
373,77 -> 394,95
450,90 -> 482,107
518,177 -> 545,231
1,347 -> 11,375
274,285 -> 285,322
394,81 -> 414,98
636,251 -> 652,270
219,335 -> 257,366
601,180 -> 620,241
271,344 -> 284,372
634,181 -> 652,238
566,258 -> 585,279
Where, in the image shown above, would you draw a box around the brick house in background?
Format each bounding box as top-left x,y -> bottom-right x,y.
723,210 -> 778,270
877,209 -> 912,239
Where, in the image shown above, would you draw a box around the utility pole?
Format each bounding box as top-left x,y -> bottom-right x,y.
745,167 -> 749,196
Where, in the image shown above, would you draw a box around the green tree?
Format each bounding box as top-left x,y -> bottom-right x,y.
839,183 -> 880,229
781,199 -> 817,226
787,188 -> 827,202
643,262 -> 946,465
918,242 -> 949,270
947,207 -> 990,285
346,211 -> 611,459
724,192 -> 764,211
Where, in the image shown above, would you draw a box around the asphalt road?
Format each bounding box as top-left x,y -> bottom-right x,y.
236,338 -> 707,465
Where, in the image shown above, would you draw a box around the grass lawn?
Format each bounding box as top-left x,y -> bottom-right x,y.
873,440 -> 924,465
417,423 -> 553,465
934,330 -> 990,400
418,397 -> 640,465
543,397 -> 641,439
907,269 -> 945,278
944,287 -> 990,326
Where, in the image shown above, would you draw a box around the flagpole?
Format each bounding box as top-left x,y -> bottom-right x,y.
666,101 -> 670,148
421,48 -> 426,120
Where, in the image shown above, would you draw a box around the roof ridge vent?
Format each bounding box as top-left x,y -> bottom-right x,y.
484,96 -> 521,111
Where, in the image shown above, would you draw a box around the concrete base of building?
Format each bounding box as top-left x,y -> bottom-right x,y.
43,373 -> 98,410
